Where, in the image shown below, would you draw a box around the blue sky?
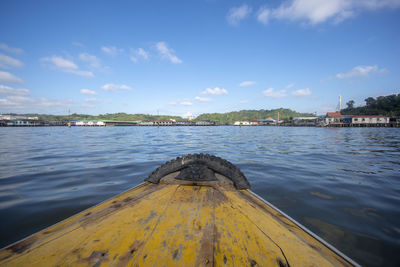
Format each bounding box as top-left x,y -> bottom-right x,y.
0,0 -> 399,117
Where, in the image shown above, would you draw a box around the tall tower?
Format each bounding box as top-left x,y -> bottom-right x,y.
336,95 -> 342,112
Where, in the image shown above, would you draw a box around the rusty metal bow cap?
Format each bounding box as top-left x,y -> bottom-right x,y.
145,154 -> 251,190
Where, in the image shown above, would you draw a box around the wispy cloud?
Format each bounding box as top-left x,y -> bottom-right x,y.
227,4 -> 252,25
101,46 -> 124,56
285,83 -> 295,89
262,88 -> 287,98
79,53 -> 101,68
130,48 -> 149,62
0,95 -> 73,110
41,56 -> 94,77
80,88 -> 97,95
240,100 -> 249,104
84,97 -> 102,103
169,99 -> 194,106
292,88 -> 312,96
336,65 -> 386,78
257,7 -> 271,24
101,83 -> 132,91
256,0 -> 400,25
0,43 -> 23,54
201,87 -> 228,95
184,112 -> 194,119
0,71 -> 24,84
0,54 -> 23,69
155,42 -> 182,64
72,42 -> 85,48
239,81 -> 256,87
0,84 -> 29,95
195,96 -> 212,102
180,100 -> 193,106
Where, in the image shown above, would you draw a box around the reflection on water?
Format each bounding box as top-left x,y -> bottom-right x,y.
0,126 -> 399,266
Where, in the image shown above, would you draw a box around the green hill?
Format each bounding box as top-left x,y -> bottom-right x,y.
3,113 -> 185,122
195,108 -> 314,124
4,108 -> 314,123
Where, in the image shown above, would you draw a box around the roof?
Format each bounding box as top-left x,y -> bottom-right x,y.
326,112 -> 341,117
351,115 -> 388,118
293,117 -> 318,120
102,120 -> 140,123
258,118 -> 275,122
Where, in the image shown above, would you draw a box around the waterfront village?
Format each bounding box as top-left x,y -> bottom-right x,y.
1,112 -> 399,127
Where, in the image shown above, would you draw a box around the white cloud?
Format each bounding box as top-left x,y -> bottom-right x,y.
201,87 -> 228,95
0,84 -> 29,95
155,42 -> 182,64
137,48 -> 149,59
240,100 -> 249,104
130,48 -> 149,62
292,88 -> 312,96
180,100 -> 193,106
285,83 -> 295,89
41,56 -> 94,77
257,0 -> 400,25
0,54 -> 23,69
79,53 -> 101,68
195,96 -> 212,102
84,98 -> 102,103
336,65 -> 386,78
0,71 -> 24,84
262,88 -> 287,98
168,101 -> 178,105
227,4 -> 252,25
239,81 -> 256,87
257,7 -> 271,24
72,42 -> 85,47
0,43 -> 23,54
0,95 -> 72,110
101,83 -> 132,91
184,112 -> 194,119
101,46 -> 123,56
43,56 -> 77,69
130,47 -> 149,62
120,85 -> 132,90
80,88 -> 97,95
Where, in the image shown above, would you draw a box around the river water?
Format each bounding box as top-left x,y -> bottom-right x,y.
0,126 -> 399,266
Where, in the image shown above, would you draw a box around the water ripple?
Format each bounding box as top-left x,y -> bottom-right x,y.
0,126 -> 399,266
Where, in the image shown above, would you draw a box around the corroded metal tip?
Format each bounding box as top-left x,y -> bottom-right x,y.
145,154 -> 251,189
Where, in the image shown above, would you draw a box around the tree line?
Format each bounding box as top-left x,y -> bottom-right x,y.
341,94 -> 400,117
195,108 -> 313,124
4,108 -> 313,123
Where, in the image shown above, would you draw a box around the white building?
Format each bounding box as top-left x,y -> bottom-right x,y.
234,121 -> 250,126
352,116 -> 389,124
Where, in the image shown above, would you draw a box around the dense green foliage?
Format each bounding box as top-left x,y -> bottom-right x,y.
341,94 -> 400,116
195,108 -> 314,124
4,108 -> 314,123
5,113 -> 185,122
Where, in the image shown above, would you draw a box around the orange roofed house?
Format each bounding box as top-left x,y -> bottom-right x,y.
325,112 -> 342,124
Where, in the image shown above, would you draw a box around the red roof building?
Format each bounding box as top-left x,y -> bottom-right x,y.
326,112 -> 341,117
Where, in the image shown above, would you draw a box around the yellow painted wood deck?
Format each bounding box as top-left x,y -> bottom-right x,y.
0,182 -> 355,266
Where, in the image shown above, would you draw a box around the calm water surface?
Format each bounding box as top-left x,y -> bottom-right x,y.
0,126 -> 399,266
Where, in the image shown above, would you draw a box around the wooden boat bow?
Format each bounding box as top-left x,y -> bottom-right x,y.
0,154 -> 359,266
